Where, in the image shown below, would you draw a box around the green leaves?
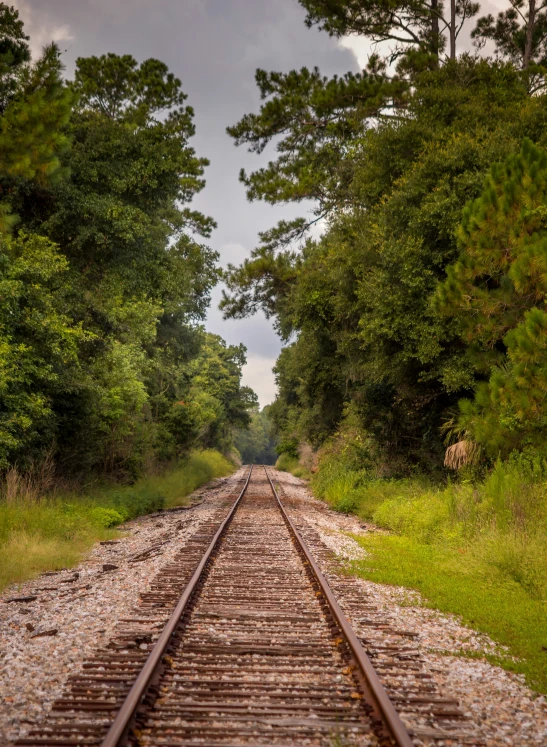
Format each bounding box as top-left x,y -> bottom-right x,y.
0,39 -> 74,232
73,53 -> 189,124
439,139 -> 547,454
0,233 -> 87,468
0,10 -> 250,476
227,65 -> 407,216
226,51 -> 547,471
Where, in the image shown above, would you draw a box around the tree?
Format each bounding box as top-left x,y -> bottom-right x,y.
226,58 -> 541,471
438,139 -> 547,454
0,4 -> 74,232
234,406 -> 278,465
472,0 -> 547,72
0,233 -> 86,468
0,2 -> 30,110
299,0 -> 479,64
168,334 -> 257,453
227,67 -> 407,224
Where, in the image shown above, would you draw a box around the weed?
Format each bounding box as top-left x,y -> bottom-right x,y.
275,453 -> 311,479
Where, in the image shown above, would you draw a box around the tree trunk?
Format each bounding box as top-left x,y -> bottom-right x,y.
523,0 -> 536,68
431,0 -> 440,65
450,0 -> 456,59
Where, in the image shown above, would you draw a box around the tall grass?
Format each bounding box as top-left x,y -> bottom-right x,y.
275,453 -> 311,479
310,448 -> 547,692
0,450 -> 234,591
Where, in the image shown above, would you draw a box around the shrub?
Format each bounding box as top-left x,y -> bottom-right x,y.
89,507 -> 125,528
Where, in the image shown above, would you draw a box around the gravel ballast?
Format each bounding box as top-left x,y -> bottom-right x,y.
0,468 -> 247,744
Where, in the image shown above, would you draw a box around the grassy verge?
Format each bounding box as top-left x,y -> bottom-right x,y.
309,450 -> 547,693
275,453 -> 312,479
0,450 -> 234,591
349,534 -> 547,692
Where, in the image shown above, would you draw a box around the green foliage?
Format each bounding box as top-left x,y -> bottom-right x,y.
234,406 -> 278,465
73,53 -> 189,123
227,66 -> 407,219
176,333 -> 257,453
275,452 -> 311,479
311,446 -> 547,691
439,139 -> 547,454
138,449 -> 235,509
227,56 -> 539,471
352,533 -> 547,692
0,6 -> 255,477
299,0 -> 480,64
89,506 -> 125,528
0,6 -> 74,232
0,233 -> 87,468
472,0 -> 547,71
0,449 -> 235,590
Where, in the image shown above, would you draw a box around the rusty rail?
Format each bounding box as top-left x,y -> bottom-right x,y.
264,466 -> 414,747
88,461 -> 412,746
99,465 -> 254,747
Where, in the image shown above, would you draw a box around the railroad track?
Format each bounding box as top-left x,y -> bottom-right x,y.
18,466 -> 414,747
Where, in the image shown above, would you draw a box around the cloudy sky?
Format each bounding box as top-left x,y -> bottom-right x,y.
12,0 -> 501,405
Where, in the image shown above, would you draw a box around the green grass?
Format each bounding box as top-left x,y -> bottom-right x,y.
275,453 -> 312,479
0,450 -> 234,591
137,449 -> 234,509
349,534 -> 547,692
310,450 -> 547,693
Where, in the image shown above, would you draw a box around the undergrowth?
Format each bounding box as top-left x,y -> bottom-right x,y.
0,450 -> 234,591
308,446 -> 547,693
275,452 -> 311,479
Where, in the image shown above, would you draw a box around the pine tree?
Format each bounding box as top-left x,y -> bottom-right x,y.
472,0 -> 547,72
0,4 -> 75,232
438,138 -> 547,454
299,0 -> 480,64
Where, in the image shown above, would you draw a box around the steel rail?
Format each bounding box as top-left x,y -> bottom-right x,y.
100,464 -> 254,747
264,465 -> 414,747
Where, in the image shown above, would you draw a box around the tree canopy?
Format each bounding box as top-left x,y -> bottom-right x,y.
223,0 -> 547,473
0,5 -> 255,476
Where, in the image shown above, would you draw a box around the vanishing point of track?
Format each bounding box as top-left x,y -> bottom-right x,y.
18,466 -> 413,747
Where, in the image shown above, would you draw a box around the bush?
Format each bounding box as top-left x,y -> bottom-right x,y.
89,507 -> 125,528
275,453 -> 311,479
275,453 -> 299,472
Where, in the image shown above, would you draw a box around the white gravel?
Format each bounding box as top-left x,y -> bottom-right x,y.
271,468 -> 547,747
0,468 -> 247,744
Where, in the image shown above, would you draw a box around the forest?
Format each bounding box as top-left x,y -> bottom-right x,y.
0,4 -> 256,479
0,4 -> 264,590
223,0 -> 547,477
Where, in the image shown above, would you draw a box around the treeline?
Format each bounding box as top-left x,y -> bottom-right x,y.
222,0 -> 547,473
0,5 -> 255,478
234,406 -> 278,465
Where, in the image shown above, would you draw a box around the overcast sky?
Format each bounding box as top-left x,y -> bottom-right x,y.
12,0 -> 501,406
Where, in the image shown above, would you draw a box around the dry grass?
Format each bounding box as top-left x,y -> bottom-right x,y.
2,452 -> 56,504
444,439 -> 481,470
